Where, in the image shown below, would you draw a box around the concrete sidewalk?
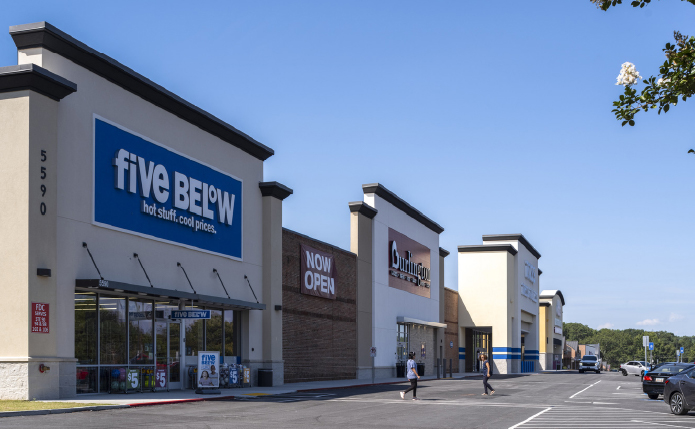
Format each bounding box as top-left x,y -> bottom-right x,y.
45,372 -> 483,406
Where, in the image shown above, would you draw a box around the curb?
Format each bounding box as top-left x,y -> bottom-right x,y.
0,404 -> 129,418
128,395 -> 242,407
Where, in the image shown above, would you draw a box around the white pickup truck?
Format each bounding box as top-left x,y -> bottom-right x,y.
579,355 -> 602,374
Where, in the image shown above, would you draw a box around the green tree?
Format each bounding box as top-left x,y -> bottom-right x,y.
590,0 -> 695,156
565,323 -> 695,367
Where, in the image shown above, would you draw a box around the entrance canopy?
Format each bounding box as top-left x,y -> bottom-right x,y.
397,316 -> 446,328
76,279 -> 265,311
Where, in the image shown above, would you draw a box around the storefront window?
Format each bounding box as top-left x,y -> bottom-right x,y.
75,366 -> 98,394
396,324 -> 409,362
100,296 -> 127,365
129,299 -> 154,365
185,306 -> 204,356
75,293 -> 97,365
224,310 -> 237,359
206,309 -> 223,354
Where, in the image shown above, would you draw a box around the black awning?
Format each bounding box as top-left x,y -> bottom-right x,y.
554,338 -> 563,346
75,279 -> 265,311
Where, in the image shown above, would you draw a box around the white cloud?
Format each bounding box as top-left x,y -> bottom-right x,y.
598,323 -> 614,330
669,313 -> 684,323
636,319 -> 660,326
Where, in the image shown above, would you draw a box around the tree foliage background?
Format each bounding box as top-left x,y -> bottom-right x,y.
564,322 -> 695,368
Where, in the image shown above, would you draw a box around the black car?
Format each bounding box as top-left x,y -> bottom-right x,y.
643,363 -> 694,400
664,365 -> 695,415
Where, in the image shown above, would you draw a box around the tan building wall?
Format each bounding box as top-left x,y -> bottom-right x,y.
458,250 -> 515,374
539,291 -> 565,371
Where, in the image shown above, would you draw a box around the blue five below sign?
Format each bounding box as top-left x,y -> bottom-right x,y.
171,310 -> 211,319
93,117 -> 243,260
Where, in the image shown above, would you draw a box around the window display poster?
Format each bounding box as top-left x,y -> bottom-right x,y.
197,351 -> 219,388
127,369 -> 139,389
156,369 -> 167,388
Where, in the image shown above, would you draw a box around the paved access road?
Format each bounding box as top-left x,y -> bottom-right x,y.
4,371 -> 695,428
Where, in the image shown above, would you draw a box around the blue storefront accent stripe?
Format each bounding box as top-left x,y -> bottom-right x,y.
492,354 -> 521,360
492,347 -> 515,352
521,361 -> 535,373
459,347 -> 465,352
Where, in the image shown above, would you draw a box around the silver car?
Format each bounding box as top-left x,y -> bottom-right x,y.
621,360 -> 648,376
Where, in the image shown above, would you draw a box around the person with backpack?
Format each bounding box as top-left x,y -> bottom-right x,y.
479,354 -> 495,395
400,352 -> 421,401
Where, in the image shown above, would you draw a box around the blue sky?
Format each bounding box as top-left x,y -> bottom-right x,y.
2,1 -> 694,334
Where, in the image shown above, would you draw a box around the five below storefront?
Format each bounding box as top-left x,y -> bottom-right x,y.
0,22 -> 291,399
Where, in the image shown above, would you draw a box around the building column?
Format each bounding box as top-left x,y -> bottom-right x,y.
258,181 -> 292,386
436,247 -> 449,376
0,64 -> 76,399
349,201 -> 377,379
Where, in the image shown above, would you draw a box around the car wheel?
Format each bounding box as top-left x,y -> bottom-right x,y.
648,393 -> 659,400
670,392 -> 688,415
596,371 -> 601,374
579,370 -> 584,373
622,370 -> 627,376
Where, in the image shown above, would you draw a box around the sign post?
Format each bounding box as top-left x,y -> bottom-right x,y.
643,336 -> 649,368
370,347 -> 377,384
681,347 -> 685,363
677,349 -> 681,363
648,342 -> 654,367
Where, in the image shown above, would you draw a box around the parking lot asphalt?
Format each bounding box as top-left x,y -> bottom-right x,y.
3,371 -> 695,428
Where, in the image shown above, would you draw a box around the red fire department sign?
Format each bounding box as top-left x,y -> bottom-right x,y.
31,302 -> 49,334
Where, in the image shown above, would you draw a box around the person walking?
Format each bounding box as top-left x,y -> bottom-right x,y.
400,352 -> 421,401
480,354 -> 495,396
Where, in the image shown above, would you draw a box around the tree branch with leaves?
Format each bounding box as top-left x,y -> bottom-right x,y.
591,0 -> 695,154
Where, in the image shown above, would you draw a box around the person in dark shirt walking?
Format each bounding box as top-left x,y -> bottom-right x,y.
400,352 -> 421,400
479,354 -> 495,396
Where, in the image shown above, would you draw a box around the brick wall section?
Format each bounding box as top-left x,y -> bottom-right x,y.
444,287 -> 459,372
282,229 -> 357,383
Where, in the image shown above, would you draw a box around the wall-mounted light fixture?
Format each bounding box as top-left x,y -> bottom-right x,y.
39,364 -> 51,373
37,268 -> 51,277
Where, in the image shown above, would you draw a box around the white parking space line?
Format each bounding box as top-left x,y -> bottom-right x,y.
631,421 -> 695,429
570,380 -> 602,399
508,407 -> 552,429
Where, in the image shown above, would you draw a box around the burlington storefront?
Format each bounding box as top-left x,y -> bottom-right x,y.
349,184 -> 447,379
457,234 -> 542,374
0,22 -> 291,399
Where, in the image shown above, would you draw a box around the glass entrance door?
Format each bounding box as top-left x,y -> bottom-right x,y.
169,322 -> 181,389
155,320 -> 182,390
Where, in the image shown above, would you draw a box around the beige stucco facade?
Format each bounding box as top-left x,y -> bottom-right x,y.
457,234 -> 541,374
539,290 -> 565,371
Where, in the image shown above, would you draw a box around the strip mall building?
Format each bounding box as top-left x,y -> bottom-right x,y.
0,21 -> 564,399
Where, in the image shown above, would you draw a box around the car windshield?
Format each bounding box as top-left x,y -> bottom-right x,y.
583,356 -> 597,361
655,365 -> 692,374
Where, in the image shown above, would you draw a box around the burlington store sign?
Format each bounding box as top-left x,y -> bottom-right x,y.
388,228 -> 431,298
